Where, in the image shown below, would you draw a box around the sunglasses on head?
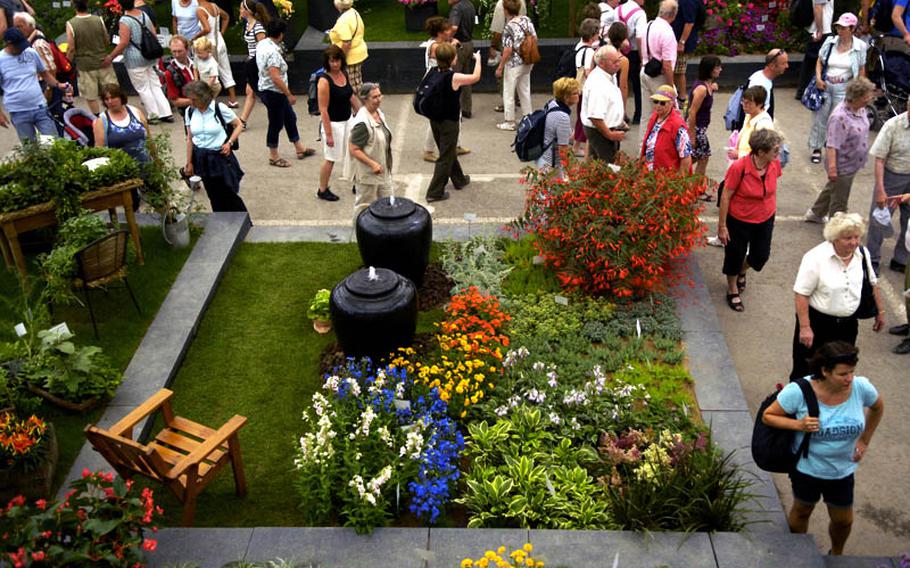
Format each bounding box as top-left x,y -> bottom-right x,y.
767,49 -> 786,64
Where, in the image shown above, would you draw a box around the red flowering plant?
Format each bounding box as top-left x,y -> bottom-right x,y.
515,160 -> 706,298
0,413 -> 49,473
1,469 -> 163,567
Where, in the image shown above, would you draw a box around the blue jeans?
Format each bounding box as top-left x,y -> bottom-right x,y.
9,106 -> 58,142
258,89 -> 299,149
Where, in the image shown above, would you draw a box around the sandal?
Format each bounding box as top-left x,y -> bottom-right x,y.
296,148 -> 317,159
726,293 -> 744,312
736,273 -> 747,292
811,149 -> 822,164
269,157 -> 291,168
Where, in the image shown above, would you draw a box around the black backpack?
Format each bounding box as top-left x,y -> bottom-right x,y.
872,0 -> 897,33
751,378 -> 819,474
553,45 -> 590,82
187,103 -> 238,150
413,68 -> 449,121
307,67 -> 325,116
788,0 -> 815,28
125,13 -> 164,60
512,101 -> 569,162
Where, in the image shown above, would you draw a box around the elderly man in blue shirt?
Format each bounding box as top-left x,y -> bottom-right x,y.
0,28 -> 66,141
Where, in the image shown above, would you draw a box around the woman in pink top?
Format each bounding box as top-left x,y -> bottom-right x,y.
718,128 -> 784,312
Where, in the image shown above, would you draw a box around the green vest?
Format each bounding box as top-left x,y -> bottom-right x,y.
67,14 -> 109,72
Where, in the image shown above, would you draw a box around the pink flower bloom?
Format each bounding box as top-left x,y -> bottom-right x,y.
142,538 -> 157,551
706,8 -> 713,14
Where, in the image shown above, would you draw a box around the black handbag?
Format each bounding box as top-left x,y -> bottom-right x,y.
643,23 -> 663,78
852,247 -> 878,319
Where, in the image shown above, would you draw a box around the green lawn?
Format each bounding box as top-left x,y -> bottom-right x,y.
0,226 -> 198,491
154,242 -> 444,526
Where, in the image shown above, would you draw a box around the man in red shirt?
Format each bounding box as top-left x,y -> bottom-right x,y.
162,35 -> 194,112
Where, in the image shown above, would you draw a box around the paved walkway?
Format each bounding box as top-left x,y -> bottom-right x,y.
2,87 -> 907,557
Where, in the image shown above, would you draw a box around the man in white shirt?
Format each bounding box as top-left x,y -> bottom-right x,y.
617,0 -> 647,123
748,48 -> 789,118
581,45 -> 626,163
796,0 -> 833,99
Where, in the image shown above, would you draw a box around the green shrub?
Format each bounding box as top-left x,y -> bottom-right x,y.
501,237 -> 561,297
458,406 -> 613,529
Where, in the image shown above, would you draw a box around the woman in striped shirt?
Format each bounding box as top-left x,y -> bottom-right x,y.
238,0 -> 268,127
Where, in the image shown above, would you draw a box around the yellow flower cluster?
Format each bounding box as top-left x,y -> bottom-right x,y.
634,430 -> 675,483
461,543 -> 543,568
273,0 -> 294,17
391,335 -> 501,419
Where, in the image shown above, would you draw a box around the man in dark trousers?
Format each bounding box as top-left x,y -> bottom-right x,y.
449,0 -> 476,118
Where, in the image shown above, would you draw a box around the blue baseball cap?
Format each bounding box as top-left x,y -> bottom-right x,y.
3,28 -> 30,52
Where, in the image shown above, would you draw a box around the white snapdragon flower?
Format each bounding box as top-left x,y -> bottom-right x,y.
377,425 -> 393,447
345,378 -> 361,397
546,371 -> 559,388
549,412 -> 561,425
494,405 -> 509,417
532,361 -> 546,371
358,405 -> 376,437
526,388 -> 546,404
323,375 -> 341,393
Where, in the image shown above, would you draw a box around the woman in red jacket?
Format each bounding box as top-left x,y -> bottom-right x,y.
639,84 -> 692,173
718,128 -> 785,312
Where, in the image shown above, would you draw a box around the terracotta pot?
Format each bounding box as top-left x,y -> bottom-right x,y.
313,319 -> 332,334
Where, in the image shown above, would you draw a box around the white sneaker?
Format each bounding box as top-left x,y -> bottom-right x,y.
804,209 -> 828,224
496,121 -> 516,131
707,235 -> 723,247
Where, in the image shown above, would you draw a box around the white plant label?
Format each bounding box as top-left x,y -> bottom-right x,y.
636,319 -> 642,338
755,24 -> 765,31
14,323 -> 26,337
463,213 -> 477,222
532,255 -> 545,265
49,322 -> 71,336
554,295 -> 569,306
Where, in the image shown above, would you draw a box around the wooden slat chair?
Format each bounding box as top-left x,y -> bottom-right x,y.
74,229 -> 141,338
84,389 -> 247,526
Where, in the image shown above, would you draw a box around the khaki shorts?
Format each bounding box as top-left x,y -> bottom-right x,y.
674,52 -> 689,75
79,67 -> 119,101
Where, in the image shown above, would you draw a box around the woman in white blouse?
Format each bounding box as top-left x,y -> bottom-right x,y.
183,81 -> 248,212
790,213 -> 884,380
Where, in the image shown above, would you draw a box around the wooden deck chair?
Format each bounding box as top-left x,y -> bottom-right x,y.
84,389 -> 247,526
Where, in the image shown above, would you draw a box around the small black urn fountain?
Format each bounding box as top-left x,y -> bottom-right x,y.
330,266 -> 417,360
355,196 -> 432,287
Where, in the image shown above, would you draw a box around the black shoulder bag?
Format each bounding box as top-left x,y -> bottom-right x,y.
643,23 -> 663,78
752,378 -> 819,474
852,246 -> 878,319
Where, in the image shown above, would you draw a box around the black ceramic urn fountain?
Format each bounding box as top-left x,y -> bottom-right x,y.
355,196 -> 432,287
330,266 -> 417,360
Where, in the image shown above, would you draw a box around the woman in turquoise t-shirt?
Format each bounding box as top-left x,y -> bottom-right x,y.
762,341 -> 883,555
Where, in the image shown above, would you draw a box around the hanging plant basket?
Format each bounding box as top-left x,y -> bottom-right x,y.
404,2 -> 439,33
26,384 -> 101,413
0,423 -> 58,503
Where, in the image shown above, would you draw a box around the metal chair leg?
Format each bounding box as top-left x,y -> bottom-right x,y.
124,277 -> 141,315
82,286 -> 99,339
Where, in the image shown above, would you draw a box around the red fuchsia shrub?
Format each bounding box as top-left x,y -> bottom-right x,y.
517,160 -> 706,298
1,470 -> 163,567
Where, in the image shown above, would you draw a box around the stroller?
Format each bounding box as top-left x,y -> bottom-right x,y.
865,33 -> 910,130
62,107 -> 97,147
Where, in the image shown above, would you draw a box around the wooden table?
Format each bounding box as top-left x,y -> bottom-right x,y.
0,179 -> 145,279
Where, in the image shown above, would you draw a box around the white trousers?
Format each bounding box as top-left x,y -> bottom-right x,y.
503,63 -> 533,123
126,65 -> 172,119
214,36 -> 236,89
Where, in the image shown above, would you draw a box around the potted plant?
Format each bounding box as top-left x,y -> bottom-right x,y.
0,412 -> 57,502
307,289 -> 332,334
143,132 -> 197,248
400,0 -> 438,32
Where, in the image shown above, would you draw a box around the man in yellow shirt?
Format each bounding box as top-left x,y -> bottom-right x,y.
329,0 -> 368,96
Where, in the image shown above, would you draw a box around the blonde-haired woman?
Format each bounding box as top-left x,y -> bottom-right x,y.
329,0 -> 368,96
790,212 -> 885,380
537,77 -> 580,178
